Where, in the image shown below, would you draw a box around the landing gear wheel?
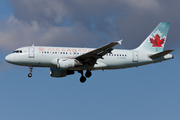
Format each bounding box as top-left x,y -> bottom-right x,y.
28,73 -> 32,78
28,66 -> 33,78
78,70 -> 87,83
85,70 -> 92,78
80,76 -> 86,83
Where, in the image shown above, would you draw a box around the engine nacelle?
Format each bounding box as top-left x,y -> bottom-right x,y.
51,58 -> 82,69
50,68 -> 74,78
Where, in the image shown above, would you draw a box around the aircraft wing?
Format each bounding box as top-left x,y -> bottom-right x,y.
75,40 -> 122,66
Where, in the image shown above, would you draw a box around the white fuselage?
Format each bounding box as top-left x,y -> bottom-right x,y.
5,46 -> 173,71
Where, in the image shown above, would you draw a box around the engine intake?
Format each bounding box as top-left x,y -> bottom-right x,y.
51,58 -> 82,69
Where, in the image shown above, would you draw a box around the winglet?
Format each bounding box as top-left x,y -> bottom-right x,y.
117,39 -> 123,45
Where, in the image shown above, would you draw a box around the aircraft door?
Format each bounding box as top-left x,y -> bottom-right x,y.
132,51 -> 138,62
29,47 -> 35,58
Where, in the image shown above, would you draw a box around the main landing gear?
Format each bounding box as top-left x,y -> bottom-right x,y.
28,66 -> 33,78
78,70 -> 92,83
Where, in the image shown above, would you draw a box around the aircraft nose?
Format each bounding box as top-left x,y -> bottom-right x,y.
5,54 -> 12,63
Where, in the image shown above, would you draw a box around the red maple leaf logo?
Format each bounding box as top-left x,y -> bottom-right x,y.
150,34 -> 165,47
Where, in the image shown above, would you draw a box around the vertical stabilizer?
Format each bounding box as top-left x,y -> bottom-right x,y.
136,22 -> 170,52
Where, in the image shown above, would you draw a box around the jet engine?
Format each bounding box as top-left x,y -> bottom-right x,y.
51,58 -> 82,69
50,68 -> 74,78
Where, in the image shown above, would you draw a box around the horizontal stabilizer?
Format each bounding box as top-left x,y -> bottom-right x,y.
149,50 -> 174,59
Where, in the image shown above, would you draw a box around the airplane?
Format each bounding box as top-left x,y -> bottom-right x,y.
5,22 -> 174,83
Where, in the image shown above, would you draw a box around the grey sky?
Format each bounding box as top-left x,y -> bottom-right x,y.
1,0 -> 179,51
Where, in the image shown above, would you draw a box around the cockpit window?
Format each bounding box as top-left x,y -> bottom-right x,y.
13,50 -> 23,53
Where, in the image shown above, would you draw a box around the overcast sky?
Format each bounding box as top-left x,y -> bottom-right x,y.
0,0 -> 179,51
0,0 -> 180,120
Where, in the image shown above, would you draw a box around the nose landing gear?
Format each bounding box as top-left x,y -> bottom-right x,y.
28,66 -> 33,78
